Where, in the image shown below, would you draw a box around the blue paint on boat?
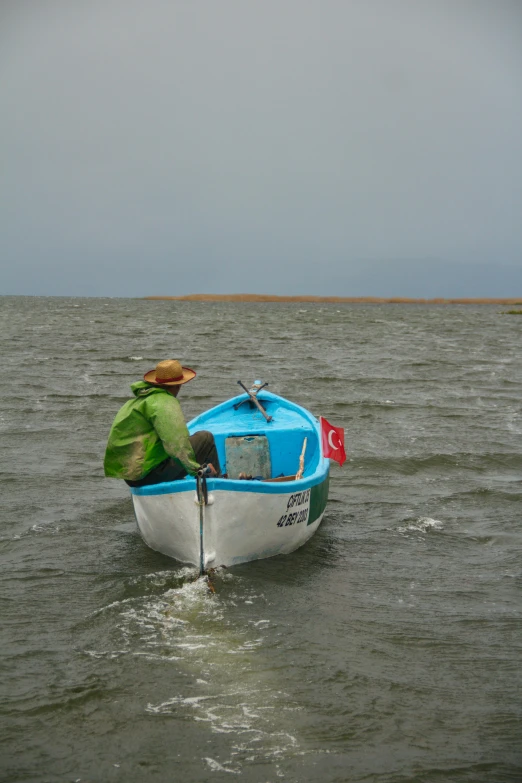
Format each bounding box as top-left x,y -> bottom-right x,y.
130,391 -> 329,497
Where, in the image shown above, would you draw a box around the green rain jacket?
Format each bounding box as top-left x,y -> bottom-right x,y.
104,381 -> 200,481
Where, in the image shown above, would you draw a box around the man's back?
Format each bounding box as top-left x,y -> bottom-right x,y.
104,381 -> 199,481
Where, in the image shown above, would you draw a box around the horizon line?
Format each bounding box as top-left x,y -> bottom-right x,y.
143,294 -> 522,304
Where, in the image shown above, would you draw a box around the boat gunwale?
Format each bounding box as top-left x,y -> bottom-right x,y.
129,468 -> 328,496
189,390 -> 317,429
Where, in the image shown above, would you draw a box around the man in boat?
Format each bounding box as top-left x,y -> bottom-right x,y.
104,359 -> 221,486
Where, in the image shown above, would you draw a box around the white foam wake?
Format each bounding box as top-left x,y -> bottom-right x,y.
87,568 -> 300,776
398,516 -> 444,533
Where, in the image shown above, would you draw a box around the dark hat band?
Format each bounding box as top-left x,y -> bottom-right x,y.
155,373 -> 184,383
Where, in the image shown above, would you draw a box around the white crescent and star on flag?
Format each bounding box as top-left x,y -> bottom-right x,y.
320,416 -> 347,466
327,430 -> 341,450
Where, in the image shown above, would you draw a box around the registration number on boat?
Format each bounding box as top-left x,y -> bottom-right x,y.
276,489 -> 310,528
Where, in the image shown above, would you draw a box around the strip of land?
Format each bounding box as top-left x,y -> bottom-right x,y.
143,294 -> 522,304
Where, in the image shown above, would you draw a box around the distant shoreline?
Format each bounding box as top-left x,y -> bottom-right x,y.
143,294 -> 522,305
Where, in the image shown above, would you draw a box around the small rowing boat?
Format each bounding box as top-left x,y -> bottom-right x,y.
130,384 -> 330,570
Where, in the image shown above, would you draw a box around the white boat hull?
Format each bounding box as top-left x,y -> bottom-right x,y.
132,476 -> 329,568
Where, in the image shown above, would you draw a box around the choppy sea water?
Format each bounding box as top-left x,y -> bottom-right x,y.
0,296 -> 521,783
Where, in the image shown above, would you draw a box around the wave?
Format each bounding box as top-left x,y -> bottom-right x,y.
355,453 -> 522,474
397,517 -> 444,534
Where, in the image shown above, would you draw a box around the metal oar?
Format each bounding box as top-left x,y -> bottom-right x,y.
196,466 -> 220,592
196,467 -> 209,576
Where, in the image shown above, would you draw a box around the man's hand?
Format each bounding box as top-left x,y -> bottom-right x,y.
198,463 -> 218,478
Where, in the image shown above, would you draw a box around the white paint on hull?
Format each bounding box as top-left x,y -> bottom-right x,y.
132,486 -> 324,568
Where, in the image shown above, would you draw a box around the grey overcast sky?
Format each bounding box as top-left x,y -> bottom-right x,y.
1,0 -> 521,297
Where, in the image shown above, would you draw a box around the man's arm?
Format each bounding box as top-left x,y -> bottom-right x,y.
147,393 -> 201,476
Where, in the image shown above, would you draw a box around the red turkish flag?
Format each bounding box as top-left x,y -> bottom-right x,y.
320,417 -> 346,466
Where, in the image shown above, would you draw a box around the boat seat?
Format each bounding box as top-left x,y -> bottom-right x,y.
225,435 -> 271,480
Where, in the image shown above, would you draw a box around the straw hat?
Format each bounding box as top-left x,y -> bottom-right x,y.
144,359 -> 196,386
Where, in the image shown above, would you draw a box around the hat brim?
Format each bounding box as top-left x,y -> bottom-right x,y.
143,366 -> 197,386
